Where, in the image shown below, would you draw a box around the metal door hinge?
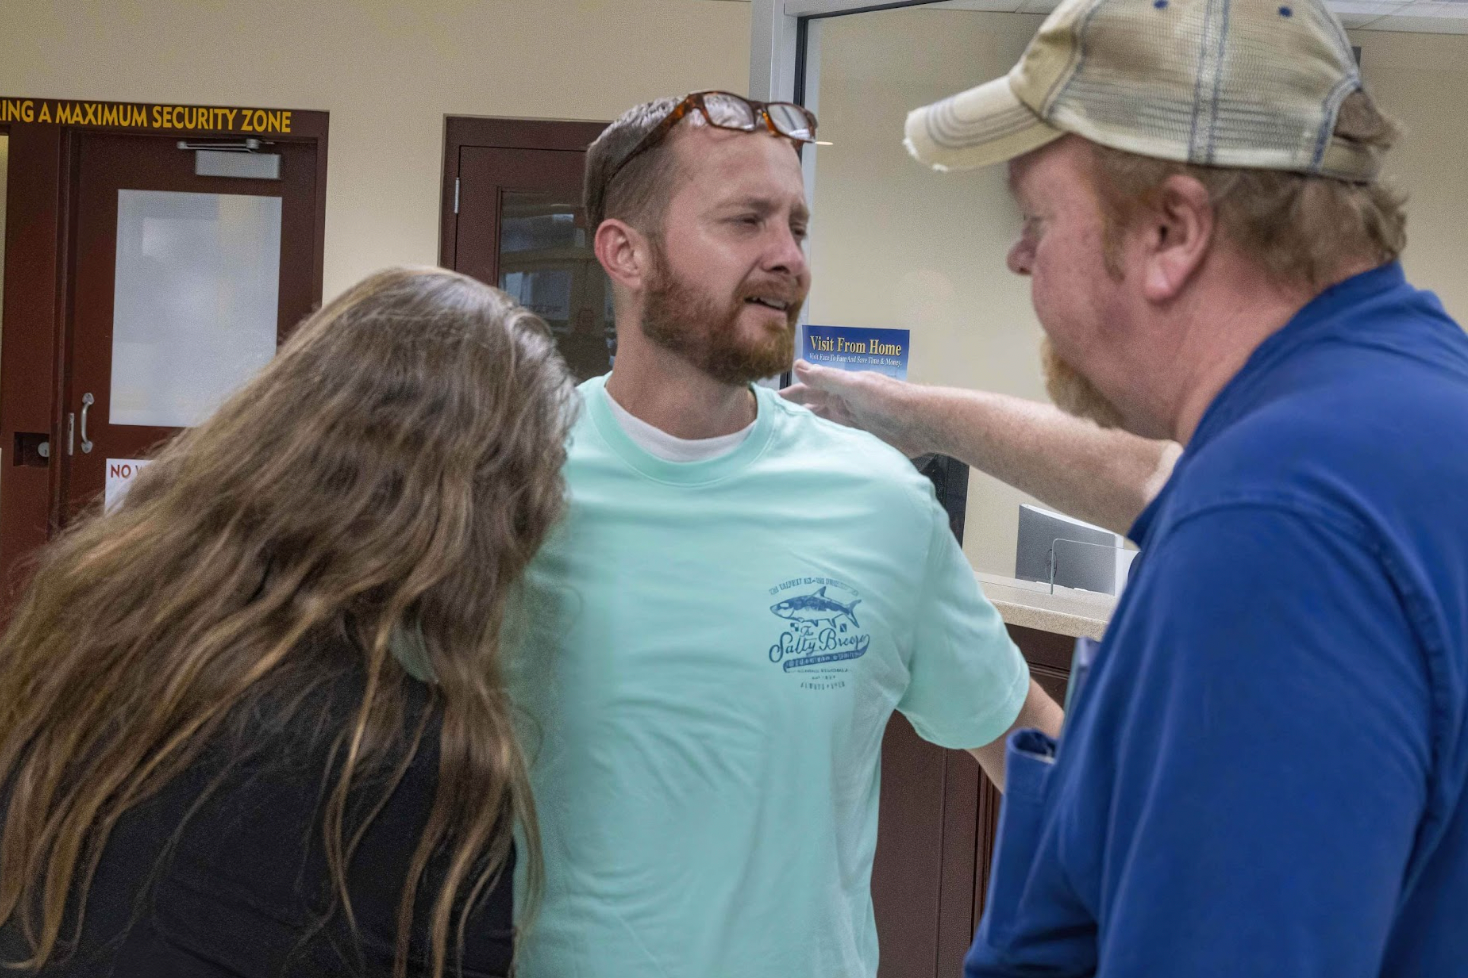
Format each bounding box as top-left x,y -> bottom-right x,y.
454,177 -> 460,214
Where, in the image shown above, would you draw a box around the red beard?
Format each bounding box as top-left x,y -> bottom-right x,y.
1041,338 -> 1127,430
640,244 -> 802,386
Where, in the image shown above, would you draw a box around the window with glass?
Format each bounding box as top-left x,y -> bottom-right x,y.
496,189 -> 615,378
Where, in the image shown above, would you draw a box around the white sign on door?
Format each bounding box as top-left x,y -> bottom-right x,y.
105,458 -> 153,511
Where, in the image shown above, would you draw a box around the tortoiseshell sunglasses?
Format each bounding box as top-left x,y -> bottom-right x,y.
606,91 -> 823,187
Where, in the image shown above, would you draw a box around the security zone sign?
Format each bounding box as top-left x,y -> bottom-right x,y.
0,97 -> 295,135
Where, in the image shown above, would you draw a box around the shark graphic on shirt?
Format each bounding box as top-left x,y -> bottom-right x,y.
770,586 -> 862,630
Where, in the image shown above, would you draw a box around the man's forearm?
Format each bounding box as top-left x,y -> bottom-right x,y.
903,385 -> 1179,538
968,679 -> 1065,792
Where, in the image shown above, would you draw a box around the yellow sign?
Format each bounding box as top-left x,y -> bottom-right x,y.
0,98 -> 293,135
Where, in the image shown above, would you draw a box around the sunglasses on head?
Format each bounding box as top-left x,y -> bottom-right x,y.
605,91 -> 824,190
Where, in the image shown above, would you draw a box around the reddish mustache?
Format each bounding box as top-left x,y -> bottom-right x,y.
739,284 -> 805,304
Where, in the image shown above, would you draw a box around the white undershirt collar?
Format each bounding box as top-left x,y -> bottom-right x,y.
604,389 -> 756,463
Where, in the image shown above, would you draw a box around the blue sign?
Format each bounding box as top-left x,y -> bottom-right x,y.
801,326 -> 910,380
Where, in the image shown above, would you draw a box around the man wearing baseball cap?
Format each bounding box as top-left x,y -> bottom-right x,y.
789,0 -> 1468,974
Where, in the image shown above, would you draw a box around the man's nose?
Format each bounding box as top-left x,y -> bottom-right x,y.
1007,238 -> 1033,277
765,227 -> 810,282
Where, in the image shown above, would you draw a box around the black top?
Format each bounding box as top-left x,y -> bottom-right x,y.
0,648 -> 514,977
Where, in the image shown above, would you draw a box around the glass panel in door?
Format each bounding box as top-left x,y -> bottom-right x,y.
496,189 -> 614,380
111,190 -> 282,428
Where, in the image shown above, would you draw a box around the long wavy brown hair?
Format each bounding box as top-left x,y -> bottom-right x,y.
0,267 -> 575,977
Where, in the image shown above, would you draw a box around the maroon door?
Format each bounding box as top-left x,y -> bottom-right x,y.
63,132 -> 319,518
443,119 -> 612,381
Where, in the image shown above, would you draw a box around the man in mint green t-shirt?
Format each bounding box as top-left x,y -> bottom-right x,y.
508,93 -> 1063,978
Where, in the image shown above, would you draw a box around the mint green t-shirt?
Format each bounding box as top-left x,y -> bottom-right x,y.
508,376 -> 1029,978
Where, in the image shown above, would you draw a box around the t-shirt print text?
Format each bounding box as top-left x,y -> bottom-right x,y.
767,576 -> 870,691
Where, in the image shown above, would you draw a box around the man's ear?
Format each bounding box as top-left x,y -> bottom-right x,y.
1141,174 -> 1215,303
594,218 -> 651,293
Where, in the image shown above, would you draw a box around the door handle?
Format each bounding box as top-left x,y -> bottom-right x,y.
79,393 -> 94,454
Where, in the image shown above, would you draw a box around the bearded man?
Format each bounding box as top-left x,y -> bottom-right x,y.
786,0 -> 1468,973
503,93 -> 1062,978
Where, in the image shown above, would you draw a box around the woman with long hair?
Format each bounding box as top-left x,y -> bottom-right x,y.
0,267 -> 575,977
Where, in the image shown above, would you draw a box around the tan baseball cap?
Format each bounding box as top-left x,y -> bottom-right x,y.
905,0 -> 1381,182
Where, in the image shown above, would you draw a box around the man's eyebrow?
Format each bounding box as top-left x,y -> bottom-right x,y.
718,196 -> 781,214
720,196 -> 811,222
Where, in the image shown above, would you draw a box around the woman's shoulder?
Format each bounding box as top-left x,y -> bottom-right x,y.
111,637 -> 513,974
185,634 -> 446,853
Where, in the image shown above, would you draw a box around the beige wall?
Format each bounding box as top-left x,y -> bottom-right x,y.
0,0 -> 751,299
808,9 -> 1052,577
807,7 -> 1468,577
1353,29 -> 1468,319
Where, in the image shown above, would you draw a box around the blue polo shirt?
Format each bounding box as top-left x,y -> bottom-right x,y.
966,263 -> 1468,978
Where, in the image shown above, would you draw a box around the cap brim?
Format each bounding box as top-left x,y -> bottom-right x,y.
905,75 -> 1064,172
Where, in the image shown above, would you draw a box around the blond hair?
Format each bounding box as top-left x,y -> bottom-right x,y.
0,268 -> 575,978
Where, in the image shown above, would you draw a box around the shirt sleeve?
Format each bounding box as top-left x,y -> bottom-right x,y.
1081,504 -> 1432,978
896,494 -> 1029,749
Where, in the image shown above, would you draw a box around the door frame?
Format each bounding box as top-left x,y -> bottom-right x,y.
750,1 -> 942,380
749,0 -> 939,101
0,97 -> 328,601
438,116 -> 608,272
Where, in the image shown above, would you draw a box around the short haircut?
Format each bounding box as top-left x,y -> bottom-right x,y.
584,97 -> 684,235
1089,90 -> 1407,289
